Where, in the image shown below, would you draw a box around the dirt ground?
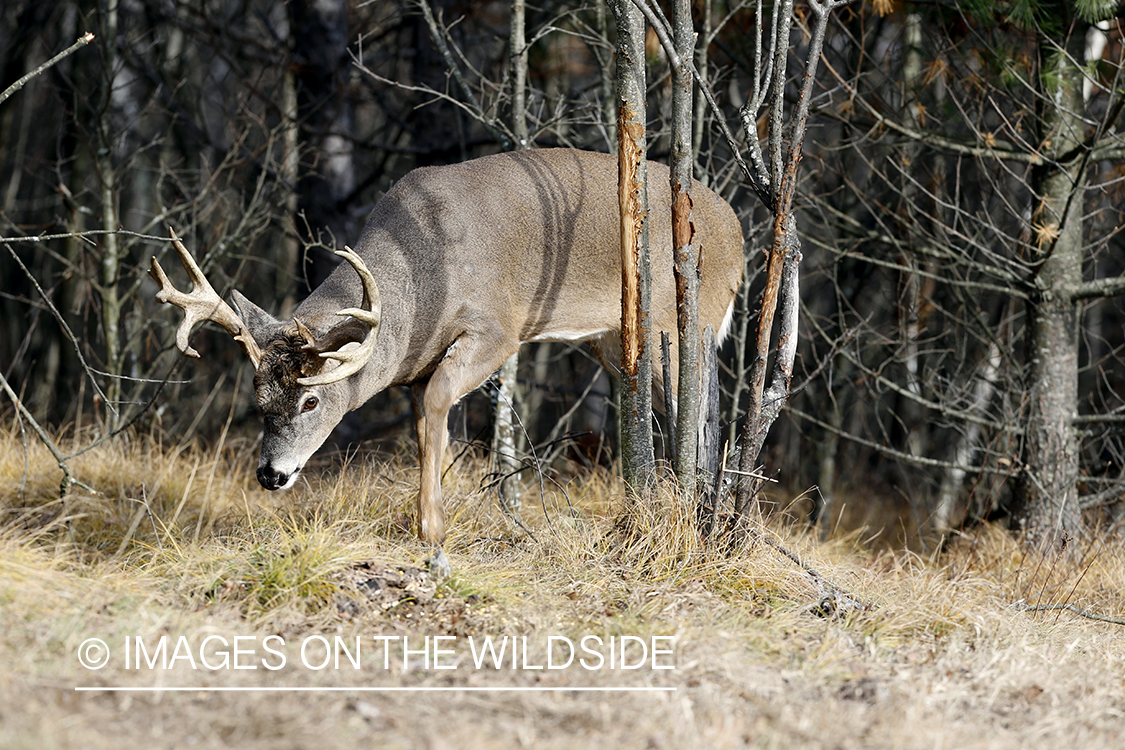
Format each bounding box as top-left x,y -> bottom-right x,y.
2,436 -> 1123,749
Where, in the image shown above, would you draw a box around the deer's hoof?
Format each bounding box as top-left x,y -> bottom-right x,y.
425,549 -> 452,580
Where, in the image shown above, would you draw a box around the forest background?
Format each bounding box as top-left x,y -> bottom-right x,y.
3,2 -> 1125,748
4,0 -> 1125,546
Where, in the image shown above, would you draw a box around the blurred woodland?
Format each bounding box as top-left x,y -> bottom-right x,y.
2,0 -> 1125,551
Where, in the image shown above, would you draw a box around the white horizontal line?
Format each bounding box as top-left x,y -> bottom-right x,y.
75,686 -> 675,693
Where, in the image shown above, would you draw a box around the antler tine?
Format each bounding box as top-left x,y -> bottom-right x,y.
150,228 -> 263,368
297,247 -> 381,386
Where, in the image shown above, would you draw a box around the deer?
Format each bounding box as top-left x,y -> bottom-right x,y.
151,148 -> 744,576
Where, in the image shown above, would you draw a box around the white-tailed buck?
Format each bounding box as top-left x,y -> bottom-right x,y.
152,149 -> 743,572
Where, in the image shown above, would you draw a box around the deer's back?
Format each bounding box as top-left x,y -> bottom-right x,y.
309,149 -> 743,385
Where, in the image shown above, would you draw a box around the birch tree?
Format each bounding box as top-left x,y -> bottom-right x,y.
491,0 -> 530,513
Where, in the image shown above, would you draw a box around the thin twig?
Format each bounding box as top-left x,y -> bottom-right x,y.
1010,601 -> 1125,626
3,243 -> 112,410
744,524 -> 871,616
787,405 -> 1014,476
0,371 -> 95,497
0,228 -> 189,245
628,0 -> 772,208
0,33 -> 95,108
722,467 -> 777,482
415,0 -> 513,150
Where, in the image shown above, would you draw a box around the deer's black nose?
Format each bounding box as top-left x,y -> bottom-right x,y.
257,465 -> 288,491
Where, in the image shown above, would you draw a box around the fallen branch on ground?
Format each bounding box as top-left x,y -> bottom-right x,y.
1010,600 -> 1125,626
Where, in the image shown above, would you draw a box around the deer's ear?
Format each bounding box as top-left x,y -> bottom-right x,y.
231,290 -> 282,349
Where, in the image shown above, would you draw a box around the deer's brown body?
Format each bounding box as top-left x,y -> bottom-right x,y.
153,149 -> 744,567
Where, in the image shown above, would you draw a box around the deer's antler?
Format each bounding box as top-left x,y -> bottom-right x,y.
297,247 -> 381,386
150,228 -> 263,368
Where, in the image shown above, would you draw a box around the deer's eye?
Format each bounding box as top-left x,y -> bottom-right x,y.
301,395 -> 319,413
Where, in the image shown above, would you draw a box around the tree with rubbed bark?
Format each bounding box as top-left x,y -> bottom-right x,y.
609,0 -> 657,495
720,0 -> 854,529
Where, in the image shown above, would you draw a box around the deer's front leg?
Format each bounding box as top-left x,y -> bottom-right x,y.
415,334 -> 518,563
415,383 -> 446,546
414,380 -> 449,579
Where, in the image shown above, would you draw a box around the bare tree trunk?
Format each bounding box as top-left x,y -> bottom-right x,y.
894,10 -> 926,461
610,0 -> 655,494
1012,23 -> 1087,550
492,353 -> 521,511
279,64 -> 300,316
491,0 -> 529,512
96,0 -> 122,429
509,0 -> 528,152
734,217 -> 801,516
670,0 -> 700,495
290,0 -> 355,290
697,325 -> 720,528
691,0 -> 712,184
661,331 -> 676,470
727,259 -> 753,451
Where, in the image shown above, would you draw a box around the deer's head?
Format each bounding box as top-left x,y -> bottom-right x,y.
151,232 -> 380,491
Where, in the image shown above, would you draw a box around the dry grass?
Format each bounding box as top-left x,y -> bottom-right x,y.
1,422 -> 1124,749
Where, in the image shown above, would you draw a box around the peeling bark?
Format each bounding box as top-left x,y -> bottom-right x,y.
733,0 -> 850,521
618,106 -> 646,379
671,0 -> 700,495
611,0 -> 655,493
